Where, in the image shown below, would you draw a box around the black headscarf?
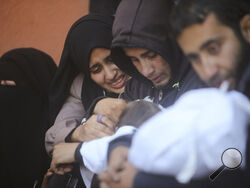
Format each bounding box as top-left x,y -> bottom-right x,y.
0,48 -> 56,99
0,48 -> 57,187
49,14 -> 118,125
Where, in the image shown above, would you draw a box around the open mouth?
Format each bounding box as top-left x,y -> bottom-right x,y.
110,74 -> 128,89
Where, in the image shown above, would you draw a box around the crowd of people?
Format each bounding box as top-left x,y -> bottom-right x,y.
0,0 -> 249,187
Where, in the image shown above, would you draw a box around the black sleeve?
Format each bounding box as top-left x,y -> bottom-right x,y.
107,133 -> 134,161
64,127 -> 78,142
74,143 -> 84,164
84,96 -> 108,119
120,78 -> 151,102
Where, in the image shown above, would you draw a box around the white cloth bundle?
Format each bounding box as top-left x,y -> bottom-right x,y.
79,126 -> 136,188
128,88 -> 250,183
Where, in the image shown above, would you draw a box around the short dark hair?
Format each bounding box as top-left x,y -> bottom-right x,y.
170,0 -> 250,39
117,100 -> 161,128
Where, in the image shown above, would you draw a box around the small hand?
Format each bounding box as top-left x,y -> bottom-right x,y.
94,98 -> 127,123
99,146 -> 129,182
71,114 -> 115,142
50,143 -> 79,173
41,169 -> 53,188
99,162 -> 138,188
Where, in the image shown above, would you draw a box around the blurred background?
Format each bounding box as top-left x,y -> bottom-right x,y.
0,0 -> 89,65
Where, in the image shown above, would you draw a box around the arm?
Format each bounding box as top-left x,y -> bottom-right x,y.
78,126 -> 136,173
45,74 -> 85,155
50,126 -> 136,174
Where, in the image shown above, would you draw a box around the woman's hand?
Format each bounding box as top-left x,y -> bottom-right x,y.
41,169 -> 53,188
71,114 -> 115,142
94,98 -> 127,123
50,143 -> 79,173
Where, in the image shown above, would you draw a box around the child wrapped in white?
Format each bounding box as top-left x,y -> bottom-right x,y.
77,101 -> 161,188
128,88 -> 250,183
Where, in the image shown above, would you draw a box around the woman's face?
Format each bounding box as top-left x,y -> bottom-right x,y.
89,48 -> 129,94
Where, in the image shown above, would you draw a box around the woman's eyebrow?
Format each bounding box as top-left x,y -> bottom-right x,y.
103,55 -> 112,63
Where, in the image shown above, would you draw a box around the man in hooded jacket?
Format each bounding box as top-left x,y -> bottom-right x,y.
100,0 -> 250,188
92,0 -> 205,114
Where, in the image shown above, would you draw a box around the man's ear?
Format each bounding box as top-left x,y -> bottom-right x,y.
240,14 -> 250,43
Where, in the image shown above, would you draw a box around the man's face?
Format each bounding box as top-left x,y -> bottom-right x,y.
177,13 -> 244,88
123,47 -> 171,87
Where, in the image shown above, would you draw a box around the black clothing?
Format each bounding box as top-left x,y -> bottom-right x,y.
0,48 -> 57,188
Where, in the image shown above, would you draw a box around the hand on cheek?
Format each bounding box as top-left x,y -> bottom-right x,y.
99,162 -> 138,188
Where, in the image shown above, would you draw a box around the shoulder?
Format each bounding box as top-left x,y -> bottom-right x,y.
70,74 -> 84,98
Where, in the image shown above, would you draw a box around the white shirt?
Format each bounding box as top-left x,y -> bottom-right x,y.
79,126 -> 136,188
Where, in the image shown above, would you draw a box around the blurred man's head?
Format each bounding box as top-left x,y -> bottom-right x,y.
170,0 -> 250,89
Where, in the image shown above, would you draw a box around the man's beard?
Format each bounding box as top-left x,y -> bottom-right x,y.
206,72 -> 235,89
207,38 -> 250,88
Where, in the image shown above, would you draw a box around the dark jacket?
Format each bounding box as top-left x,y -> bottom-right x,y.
111,0 -> 205,107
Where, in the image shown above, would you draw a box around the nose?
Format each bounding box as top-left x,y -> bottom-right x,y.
202,56 -> 219,79
104,65 -> 117,81
141,60 -> 154,78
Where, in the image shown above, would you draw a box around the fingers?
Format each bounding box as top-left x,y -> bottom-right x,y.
62,164 -> 73,173
94,123 -> 114,135
72,114 -> 115,142
99,115 -> 116,131
55,166 -> 66,175
44,168 -> 54,178
94,98 -> 127,123
51,164 -> 73,175
88,122 -> 114,138
0,80 -> 16,86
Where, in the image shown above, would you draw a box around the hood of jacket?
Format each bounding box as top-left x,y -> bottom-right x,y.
111,0 -> 190,87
